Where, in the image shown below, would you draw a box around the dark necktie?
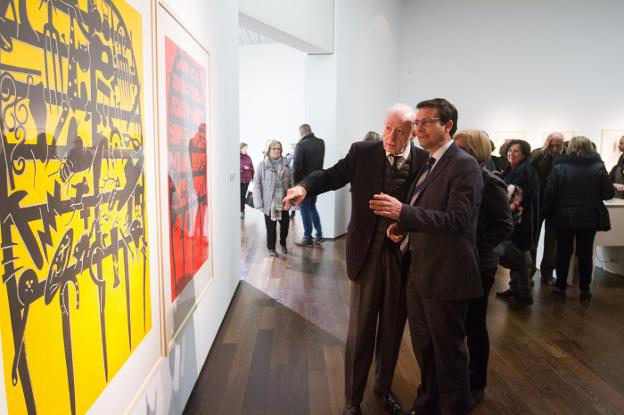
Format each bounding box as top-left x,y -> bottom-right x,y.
401,156 -> 436,253
389,154 -> 402,174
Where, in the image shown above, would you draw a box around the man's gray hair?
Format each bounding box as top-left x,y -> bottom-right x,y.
299,124 -> 312,135
387,103 -> 416,122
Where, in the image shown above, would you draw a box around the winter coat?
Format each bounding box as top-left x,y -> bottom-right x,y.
240,153 -> 255,184
293,133 -> 325,183
543,152 -> 614,231
252,157 -> 294,216
501,159 -> 539,251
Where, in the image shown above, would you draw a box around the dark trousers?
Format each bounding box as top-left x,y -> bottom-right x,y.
300,196 -> 322,240
344,245 -> 406,406
406,290 -> 470,415
264,211 -> 289,250
465,267 -> 496,390
530,217 -> 557,277
240,182 -> 250,213
555,229 -> 597,292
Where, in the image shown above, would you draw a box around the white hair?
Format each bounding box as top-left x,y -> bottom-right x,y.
387,103 -> 416,123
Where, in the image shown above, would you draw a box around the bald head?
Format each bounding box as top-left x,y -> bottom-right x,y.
545,132 -> 564,156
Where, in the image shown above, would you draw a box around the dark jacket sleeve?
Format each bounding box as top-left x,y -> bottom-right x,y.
601,165 -> 615,200
299,143 -> 356,196
293,142 -> 304,183
480,174 -> 514,250
398,156 -> 483,237
542,167 -> 559,219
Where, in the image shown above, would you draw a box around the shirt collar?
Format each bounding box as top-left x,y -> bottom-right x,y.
429,139 -> 453,169
385,143 -> 411,160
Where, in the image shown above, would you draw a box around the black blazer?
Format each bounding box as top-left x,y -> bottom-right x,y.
398,142 -> 484,300
300,140 -> 428,280
293,133 -> 325,183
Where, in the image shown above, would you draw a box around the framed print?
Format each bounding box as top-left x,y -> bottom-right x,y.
493,131 -> 527,150
600,129 -> 624,171
0,1 -> 151,414
542,130 -> 575,141
156,1 -> 212,354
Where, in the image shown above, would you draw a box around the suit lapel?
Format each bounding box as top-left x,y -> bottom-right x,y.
369,142 -> 385,194
411,142 -> 458,204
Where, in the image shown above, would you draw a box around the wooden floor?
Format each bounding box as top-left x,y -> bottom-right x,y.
184,208 -> 624,414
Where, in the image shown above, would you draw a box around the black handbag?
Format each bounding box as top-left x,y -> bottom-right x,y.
245,191 -> 254,208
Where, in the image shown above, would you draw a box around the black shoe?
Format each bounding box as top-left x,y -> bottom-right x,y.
580,291 -> 592,302
295,239 -> 314,247
496,289 -> 516,301
470,388 -> 485,408
342,404 -> 361,415
269,249 -> 278,257
281,245 -> 288,254
313,237 -> 325,244
509,296 -> 533,309
541,274 -> 554,286
551,287 -> 566,300
374,390 -> 402,414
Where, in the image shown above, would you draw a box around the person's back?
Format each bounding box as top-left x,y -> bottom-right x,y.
294,131 -> 325,183
293,124 -> 325,245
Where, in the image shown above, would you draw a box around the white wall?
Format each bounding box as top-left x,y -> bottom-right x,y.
399,0 -> 624,152
239,0 -> 334,53
125,0 -> 241,414
305,0 -> 405,236
239,43 -> 306,165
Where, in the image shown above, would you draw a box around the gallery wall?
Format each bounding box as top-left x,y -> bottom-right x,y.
399,0 -> 624,153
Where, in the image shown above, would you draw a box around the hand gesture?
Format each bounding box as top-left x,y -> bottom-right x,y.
283,185 -> 307,209
369,193 -> 402,221
386,223 -> 405,243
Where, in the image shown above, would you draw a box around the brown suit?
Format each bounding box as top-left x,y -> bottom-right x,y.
398,142 -> 483,414
301,140 -> 427,405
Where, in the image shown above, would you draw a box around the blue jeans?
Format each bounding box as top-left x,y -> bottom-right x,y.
300,196 -> 322,241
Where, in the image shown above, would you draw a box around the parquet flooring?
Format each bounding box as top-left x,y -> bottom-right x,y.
184,208 -> 624,414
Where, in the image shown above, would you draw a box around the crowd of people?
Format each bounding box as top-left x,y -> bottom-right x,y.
240,99 -> 622,415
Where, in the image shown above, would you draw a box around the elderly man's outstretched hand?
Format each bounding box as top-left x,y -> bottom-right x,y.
283,185 -> 307,209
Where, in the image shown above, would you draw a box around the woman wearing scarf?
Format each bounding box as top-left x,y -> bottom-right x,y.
253,140 -> 294,257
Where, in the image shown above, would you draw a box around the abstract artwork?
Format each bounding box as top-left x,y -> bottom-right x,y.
156,2 -> 211,352
0,1 -> 150,414
165,36 -> 209,301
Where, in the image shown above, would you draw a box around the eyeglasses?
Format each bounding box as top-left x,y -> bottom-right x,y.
413,118 -> 440,128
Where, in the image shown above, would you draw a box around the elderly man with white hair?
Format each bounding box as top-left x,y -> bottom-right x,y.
284,104 -> 428,415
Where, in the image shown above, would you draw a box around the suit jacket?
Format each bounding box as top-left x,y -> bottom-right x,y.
300,140 -> 428,280
398,142 -> 483,300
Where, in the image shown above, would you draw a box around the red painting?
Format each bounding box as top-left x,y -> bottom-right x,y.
165,37 -> 209,300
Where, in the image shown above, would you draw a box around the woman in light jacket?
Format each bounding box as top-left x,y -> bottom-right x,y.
253,140 -> 294,257
543,136 -> 614,301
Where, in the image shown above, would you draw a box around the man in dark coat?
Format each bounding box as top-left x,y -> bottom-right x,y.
284,105 -> 428,415
609,135 -> 624,198
529,132 -> 564,283
370,98 -> 483,415
293,124 -> 325,245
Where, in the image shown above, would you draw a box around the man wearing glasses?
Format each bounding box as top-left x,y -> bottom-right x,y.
284,104 -> 428,415
370,98 -> 483,414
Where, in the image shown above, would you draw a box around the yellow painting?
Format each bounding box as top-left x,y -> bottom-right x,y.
0,1 -> 150,414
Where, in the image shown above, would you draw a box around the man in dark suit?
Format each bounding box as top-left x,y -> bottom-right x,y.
370,98 -> 483,415
284,105 -> 428,415
293,124 -> 325,246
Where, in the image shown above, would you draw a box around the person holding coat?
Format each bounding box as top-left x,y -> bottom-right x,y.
253,140 -> 294,257
543,136 -> 614,301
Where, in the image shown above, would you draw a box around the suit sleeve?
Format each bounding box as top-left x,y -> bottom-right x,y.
542,168 -> 558,219
299,143 -> 356,197
398,156 -> 483,236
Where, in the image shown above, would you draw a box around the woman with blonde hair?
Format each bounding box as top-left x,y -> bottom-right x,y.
253,140 -> 294,257
543,136 -> 614,301
454,130 -> 513,405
